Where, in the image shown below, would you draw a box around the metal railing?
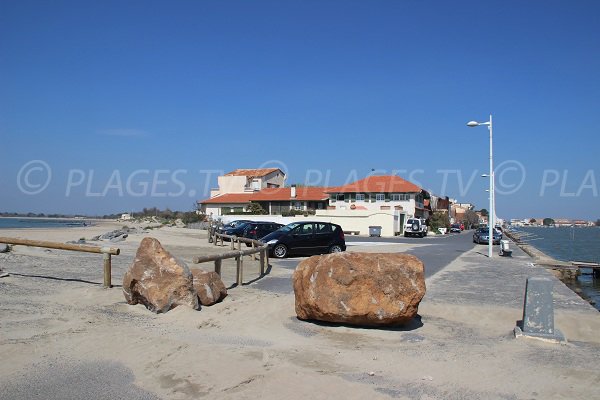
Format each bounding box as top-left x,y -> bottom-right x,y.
195,227 -> 269,286
0,237 -> 120,288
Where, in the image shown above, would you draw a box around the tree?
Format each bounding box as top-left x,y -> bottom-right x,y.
464,210 -> 480,229
429,211 -> 450,232
247,202 -> 268,215
480,209 -> 489,217
543,218 -> 555,226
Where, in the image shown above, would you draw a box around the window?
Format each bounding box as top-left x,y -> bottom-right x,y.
315,223 -> 331,233
336,194 -> 345,202
294,201 -> 303,210
376,193 -> 385,202
391,194 -> 400,201
356,193 -> 365,201
297,223 -> 313,235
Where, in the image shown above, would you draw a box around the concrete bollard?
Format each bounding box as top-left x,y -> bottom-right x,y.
514,276 -> 566,343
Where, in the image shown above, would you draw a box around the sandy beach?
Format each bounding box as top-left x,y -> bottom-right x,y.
1,223 -> 600,399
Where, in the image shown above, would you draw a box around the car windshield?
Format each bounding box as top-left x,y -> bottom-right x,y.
280,222 -> 302,233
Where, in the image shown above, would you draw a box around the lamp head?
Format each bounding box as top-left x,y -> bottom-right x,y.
467,121 -> 480,127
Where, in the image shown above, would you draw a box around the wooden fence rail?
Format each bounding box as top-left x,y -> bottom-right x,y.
195,228 -> 269,286
0,237 -> 120,288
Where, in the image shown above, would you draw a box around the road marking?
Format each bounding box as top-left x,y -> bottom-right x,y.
346,242 -> 398,246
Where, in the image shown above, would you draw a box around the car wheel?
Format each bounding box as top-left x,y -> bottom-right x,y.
329,245 -> 343,253
404,233 -> 408,237
273,244 -> 288,258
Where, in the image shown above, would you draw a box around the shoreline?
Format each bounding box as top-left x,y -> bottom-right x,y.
504,229 -> 599,310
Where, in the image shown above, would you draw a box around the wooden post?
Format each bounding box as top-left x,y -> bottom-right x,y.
103,253 -> 112,288
259,248 -> 265,276
237,240 -> 241,251
231,238 -> 235,250
236,255 -> 243,286
252,241 -> 257,261
214,259 -> 222,276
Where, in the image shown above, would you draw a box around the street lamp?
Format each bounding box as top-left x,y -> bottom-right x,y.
467,115 -> 494,258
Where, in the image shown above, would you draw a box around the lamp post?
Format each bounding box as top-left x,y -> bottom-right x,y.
467,115 -> 494,258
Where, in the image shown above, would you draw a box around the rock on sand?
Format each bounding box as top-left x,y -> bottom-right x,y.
293,252 -> 426,326
123,237 -> 199,313
190,269 -> 227,306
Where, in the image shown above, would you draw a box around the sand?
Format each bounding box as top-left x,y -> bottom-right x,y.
1,223 -> 599,399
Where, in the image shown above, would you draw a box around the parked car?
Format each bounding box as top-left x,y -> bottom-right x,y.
404,218 -> 428,238
216,219 -> 252,234
261,221 -> 346,258
473,227 -> 502,245
220,221 -> 253,238
450,223 -> 462,233
242,222 -> 284,245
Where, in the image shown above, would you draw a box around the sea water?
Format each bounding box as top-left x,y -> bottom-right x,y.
516,226 -> 600,311
0,217 -> 88,229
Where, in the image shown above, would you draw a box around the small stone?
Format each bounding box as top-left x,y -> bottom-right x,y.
422,376 -> 433,381
190,268 -> 227,306
368,372 -> 375,376
0,243 -> 8,253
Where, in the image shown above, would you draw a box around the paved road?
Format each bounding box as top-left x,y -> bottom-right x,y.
252,231 -> 478,294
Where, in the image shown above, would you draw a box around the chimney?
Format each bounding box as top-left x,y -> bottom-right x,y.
291,184 -> 297,199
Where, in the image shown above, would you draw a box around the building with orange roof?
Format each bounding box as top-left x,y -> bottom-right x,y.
210,168 -> 286,197
325,175 -> 428,220
200,185 -> 329,216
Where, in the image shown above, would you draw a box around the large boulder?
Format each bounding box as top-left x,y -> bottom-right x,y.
123,237 -> 199,313
293,252 -> 425,326
190,269 -> 227,306
0,243 -> 9,253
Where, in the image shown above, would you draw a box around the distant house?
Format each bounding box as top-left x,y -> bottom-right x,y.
210,168 -> 286,197
200,185 -> 329,216
325,175 -> 428,218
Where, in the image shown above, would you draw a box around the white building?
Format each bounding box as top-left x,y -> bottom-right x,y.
210,168 -> 286,197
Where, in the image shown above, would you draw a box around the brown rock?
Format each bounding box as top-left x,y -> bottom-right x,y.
190,268 -> 227,306
293,252 -> 425,326
123,237 -> 199,313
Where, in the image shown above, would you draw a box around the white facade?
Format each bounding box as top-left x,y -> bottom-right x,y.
212,170 -> 286,196
328,192 -> 424,219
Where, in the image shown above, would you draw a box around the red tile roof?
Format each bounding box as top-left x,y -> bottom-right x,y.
199,187 -> 329,204
326,175 -> 422,194
224,168 -> 282,177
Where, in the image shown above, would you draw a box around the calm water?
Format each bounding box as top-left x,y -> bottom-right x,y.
513,226 -> 600,311
0,217 -> 88,229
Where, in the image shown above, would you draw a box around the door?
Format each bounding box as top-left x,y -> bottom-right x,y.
289,223 -> 316,254
313,223 -> 333,253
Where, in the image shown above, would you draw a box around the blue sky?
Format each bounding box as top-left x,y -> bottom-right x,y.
1,0 -> 599,219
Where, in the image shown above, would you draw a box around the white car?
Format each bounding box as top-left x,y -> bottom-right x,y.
404,218 -> 428,238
